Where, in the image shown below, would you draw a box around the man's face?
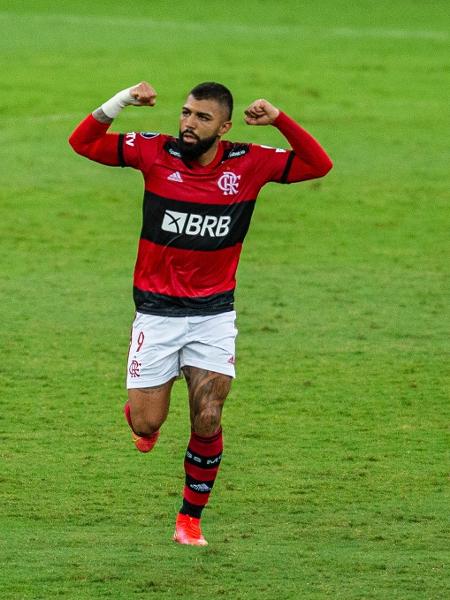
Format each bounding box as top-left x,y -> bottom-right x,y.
178,95 -> 231,160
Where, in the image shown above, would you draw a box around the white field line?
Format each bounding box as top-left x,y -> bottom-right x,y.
0,12 -> 448,41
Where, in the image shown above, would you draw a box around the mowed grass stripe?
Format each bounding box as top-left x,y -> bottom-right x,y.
1,11 -> 448,40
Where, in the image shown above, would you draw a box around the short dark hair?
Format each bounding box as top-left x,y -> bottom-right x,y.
189,82 -> 233,119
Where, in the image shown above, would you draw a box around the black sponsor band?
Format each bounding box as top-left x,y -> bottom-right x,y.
185,448 -> 223,469
163,139 -> 182,158
280,151 -> 295,183
118,134 -> 126,167
134,288 -> 234,316
221,143 -> 250,161
186,474 -> 216,493
164,139 -> 250,163
141,191 -> 256,251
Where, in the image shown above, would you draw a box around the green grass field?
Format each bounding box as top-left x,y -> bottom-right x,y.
0,1 -> 449,598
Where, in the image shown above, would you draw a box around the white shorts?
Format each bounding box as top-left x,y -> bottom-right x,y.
126,311 -> 238,388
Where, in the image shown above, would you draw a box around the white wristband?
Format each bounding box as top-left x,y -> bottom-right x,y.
99,84 -> 141,119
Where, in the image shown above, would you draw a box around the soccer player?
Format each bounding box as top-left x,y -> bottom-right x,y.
69,81 -> 332,546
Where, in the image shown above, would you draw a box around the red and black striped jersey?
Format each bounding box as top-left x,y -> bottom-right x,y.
69,113 -> 332,315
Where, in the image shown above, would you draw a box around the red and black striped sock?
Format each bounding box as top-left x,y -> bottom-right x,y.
180,428 -> 223,519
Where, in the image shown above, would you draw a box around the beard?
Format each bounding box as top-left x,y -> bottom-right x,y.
178,129 -> 218,161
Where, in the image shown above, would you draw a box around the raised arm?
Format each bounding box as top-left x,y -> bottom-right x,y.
244,99 -> 333,182
68,82 -> 157,165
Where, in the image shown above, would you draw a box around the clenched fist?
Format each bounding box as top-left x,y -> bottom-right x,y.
244,99 -> 280,126
129,81 -> 158,107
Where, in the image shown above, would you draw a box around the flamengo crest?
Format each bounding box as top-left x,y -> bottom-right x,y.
217,171 -> 241,195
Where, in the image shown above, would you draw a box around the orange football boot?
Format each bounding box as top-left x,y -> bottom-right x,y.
173,513 -> 208,546
123,402 -> 159,453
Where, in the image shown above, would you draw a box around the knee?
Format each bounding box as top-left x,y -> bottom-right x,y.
127,385 -> 171,436
131,411 -> 165,436
193,406 -> 222,437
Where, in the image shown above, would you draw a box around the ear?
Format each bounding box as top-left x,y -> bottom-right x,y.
219,120 -> 232,136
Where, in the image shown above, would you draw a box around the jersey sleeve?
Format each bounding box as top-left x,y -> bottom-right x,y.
272,112 -> 333,183
69,115 -> 161,172
69,114 -> 121,166
248,144 -> 295,184
119,131 -> 161,172
249,112 -> 333,185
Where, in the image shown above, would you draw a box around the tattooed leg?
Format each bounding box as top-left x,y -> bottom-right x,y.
182,366 -> 232,435
177,367 -> 231,524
